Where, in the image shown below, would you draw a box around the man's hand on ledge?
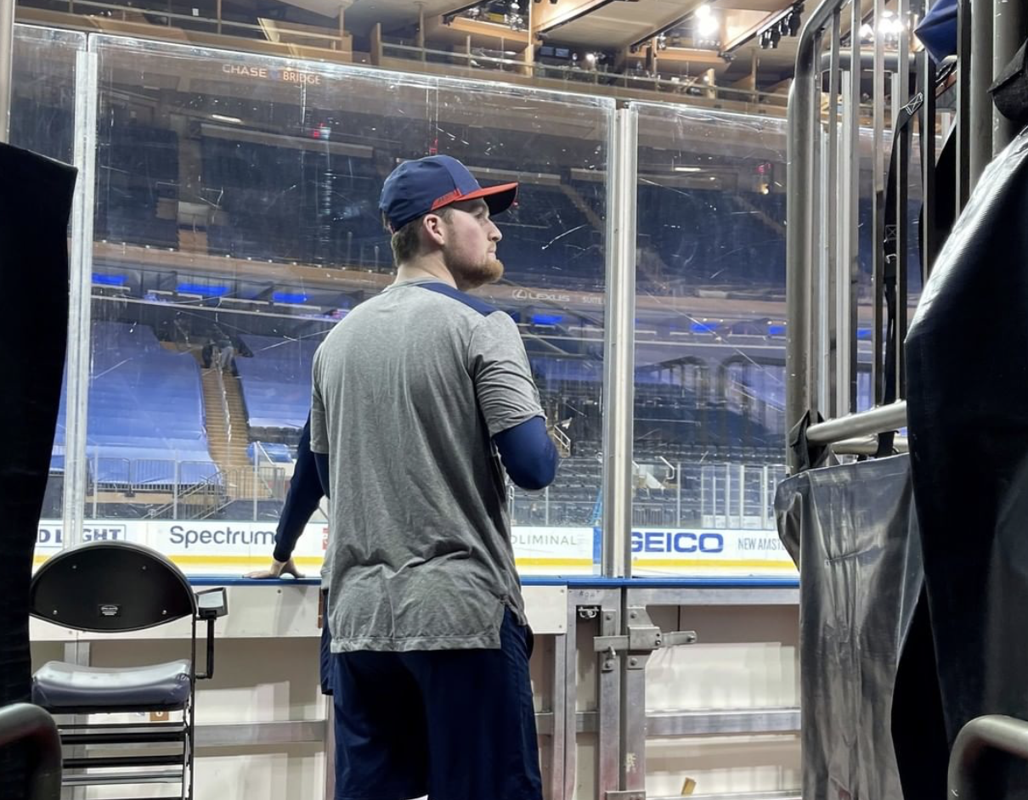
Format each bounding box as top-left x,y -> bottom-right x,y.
245,558 -> 305,580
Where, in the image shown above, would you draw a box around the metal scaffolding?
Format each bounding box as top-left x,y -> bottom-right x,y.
785,0 -> 1028,471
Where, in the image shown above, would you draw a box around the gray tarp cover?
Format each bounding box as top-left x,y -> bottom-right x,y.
776,455 -> 922,800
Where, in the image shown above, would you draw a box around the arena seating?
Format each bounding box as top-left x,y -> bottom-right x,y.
235,335 -> 323,434
52,323 -> 217,487
96,122 -> 180,248
201,139 -> 386,266
248,442 -> 294,464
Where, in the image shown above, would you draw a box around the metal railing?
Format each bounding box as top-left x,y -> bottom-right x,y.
214,367 -> 232,446
949,715 -> 1028,800
785,0 -> 1027,470
510,461 -> 784,530
0,703 -> 62,800
28,0 -> 350,48
380,40 -> 789,111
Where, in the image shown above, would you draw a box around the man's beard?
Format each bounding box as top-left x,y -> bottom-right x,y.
447,255 -> 505,292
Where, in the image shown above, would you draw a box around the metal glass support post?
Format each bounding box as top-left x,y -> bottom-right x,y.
969,0 -> 994,186
62,48 -> 99,548
601,106 -> 638,576
0,0 -> 13,143
994,0 -> 1028,154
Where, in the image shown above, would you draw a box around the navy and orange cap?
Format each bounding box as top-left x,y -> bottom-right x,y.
379,155 -> 518,232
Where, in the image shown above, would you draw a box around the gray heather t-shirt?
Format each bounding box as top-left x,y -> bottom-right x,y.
310,278 -> 544,652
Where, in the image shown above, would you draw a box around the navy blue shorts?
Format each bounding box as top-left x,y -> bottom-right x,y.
330,608 -> 542,800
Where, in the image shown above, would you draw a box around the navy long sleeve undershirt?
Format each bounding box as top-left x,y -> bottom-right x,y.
272,418 -> 324,563
493,416 -> 559,491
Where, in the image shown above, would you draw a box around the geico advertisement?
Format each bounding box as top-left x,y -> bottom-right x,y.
630,527 -> 796,575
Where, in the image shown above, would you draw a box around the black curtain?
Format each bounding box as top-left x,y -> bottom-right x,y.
0,143 -> 76,797
907,127 -> 1028,797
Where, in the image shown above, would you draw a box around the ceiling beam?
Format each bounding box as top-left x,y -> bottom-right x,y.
625,1 -> 707,52
533,0 -> 618,35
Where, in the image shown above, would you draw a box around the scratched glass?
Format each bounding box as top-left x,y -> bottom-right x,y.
629,103 -> 790,575
87,36 -> 611,576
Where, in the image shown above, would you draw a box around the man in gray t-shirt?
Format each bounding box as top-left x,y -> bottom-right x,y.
311,155 -> 558,800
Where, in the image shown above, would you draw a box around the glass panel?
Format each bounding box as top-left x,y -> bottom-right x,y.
630,102 -> 793,578
89,35 -> 611,574
10,24 -> 86,545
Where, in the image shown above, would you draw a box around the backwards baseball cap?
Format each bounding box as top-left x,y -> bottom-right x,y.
379,155 -> 518,232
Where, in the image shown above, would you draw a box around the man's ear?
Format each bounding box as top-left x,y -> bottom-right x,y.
422,212 -> 447,247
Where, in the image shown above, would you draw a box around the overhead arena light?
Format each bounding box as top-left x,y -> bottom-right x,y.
696,14 -> 719,39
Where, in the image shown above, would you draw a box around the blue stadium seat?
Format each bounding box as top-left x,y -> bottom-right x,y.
235,334 -> 324,432
52,323 -> 217,488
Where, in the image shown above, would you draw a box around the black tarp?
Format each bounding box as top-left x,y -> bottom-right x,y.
0,143 -> 76,797
775,456 -> 923,800
907,127 -> 1028,798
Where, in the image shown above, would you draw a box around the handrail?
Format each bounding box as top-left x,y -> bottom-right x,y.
46,0 -> 348,45
805,401 -> 907,446
949,715 -> 1028,800
213,367 -> 232,446
381,40 -> 789,108
551,424 -> 572,459
0,703 -> 62,800
145,468 -> 224,518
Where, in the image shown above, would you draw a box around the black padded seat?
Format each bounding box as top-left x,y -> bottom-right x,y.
32,659 -> 192,713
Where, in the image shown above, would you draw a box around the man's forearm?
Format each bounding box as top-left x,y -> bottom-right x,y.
493,416 -> 559,491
